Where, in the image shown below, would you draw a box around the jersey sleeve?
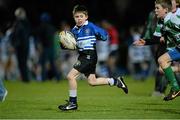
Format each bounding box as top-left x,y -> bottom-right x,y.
91,23 -> 109,41
153,20 -> 163,37
142,11 -> 157,40
144,36 -> 161,45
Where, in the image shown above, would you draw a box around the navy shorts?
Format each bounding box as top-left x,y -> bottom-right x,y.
73,50 -> 97,77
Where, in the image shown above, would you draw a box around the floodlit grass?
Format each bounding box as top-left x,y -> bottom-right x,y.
0,76 -> 180,119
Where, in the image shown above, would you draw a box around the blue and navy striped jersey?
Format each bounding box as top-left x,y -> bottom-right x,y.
71,21 -> 108,51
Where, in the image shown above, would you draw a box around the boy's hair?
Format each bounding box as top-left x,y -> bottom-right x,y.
176,0 -> 180,7
155,0 -> 172,11
72,5 -> 88,16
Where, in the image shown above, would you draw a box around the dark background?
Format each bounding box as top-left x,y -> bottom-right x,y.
0,0 -> 154,31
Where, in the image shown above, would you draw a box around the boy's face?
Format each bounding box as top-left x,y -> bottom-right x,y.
155,4 -> 168,19
73,12 -> 88,26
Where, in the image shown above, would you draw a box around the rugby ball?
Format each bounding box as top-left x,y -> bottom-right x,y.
59,31 -> 77,50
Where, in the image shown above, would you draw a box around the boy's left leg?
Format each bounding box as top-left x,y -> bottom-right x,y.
113,76 -> 128,94
158,52 -> 180,101
87,74 -> 128,94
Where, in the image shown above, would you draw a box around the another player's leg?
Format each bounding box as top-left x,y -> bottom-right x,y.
163,89 -> 180,101
158,52 -> 180,101
152,70 -> 166,97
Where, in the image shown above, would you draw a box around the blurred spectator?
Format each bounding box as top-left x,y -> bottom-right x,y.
127,26 -> 152,80
10,7 -> 31,82
101,20 -> 119,52
99,20 -> 121,77
27,35 -> 41,81
0,28 -> 19,81
96,20 -> 110,77
96,37 -> 109,77
0,30 -> 8,102
0,78 -> 7,102
36,12 -> 61,81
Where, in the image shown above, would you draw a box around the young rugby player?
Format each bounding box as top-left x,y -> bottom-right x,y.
58,5 -> 128,111
133,0 -> 180,101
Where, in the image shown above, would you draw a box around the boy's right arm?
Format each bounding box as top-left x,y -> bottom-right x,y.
144,36 -> 161,45
133,36 -> 161,46
133,39 -> 146,46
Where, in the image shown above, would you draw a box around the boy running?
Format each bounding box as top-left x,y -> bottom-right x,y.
58,5 -> 128,111
133,0 -> 180,101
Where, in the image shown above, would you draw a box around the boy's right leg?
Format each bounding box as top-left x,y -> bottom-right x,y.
58,100 -> 78,111
58,68 -> 79,111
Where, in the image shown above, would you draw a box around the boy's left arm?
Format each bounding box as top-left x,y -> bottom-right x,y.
93,25 -> 109,41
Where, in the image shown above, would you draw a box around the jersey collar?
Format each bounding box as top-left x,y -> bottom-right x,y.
74,20 -> 88,29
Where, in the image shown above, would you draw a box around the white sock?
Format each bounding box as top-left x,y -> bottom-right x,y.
69,90 -> 77,97
107,78 -> 114,86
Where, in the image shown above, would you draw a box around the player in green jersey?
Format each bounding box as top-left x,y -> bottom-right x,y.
134,0 -> 180,101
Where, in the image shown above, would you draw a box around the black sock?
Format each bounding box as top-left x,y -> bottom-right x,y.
69,97 -> 77,104
114,78 -> 117,85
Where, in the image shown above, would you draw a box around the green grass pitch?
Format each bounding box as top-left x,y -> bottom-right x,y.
0,76 -> 180,119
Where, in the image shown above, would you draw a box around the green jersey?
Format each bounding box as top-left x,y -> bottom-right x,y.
143,11 -> 158,39
153,20 -> 163,37
153,8 -> 180,49
163,8 -> 180,48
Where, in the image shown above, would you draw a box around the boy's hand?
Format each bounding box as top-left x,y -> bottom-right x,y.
133,39 -> 146,46
59,42 -> 77,50
160,37 -> 165,43
60,42 -> 68,49
95,33 -> 107,41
